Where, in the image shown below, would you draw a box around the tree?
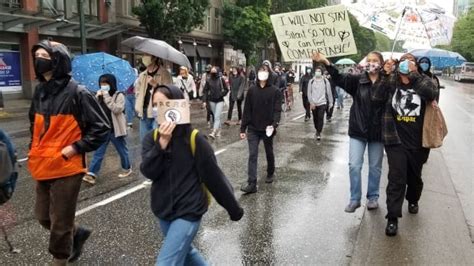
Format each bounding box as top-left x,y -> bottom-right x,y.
270,0 -> 326,14
451,9 -> 474,61
222,3 -> 273,59
133,0 -> 209,44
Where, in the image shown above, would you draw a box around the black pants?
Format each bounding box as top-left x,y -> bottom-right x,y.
247,130 -> 275,184
206,102 -> 213,123
228,99 -> 243,120
311,104 -> 326,134
302,94 -> 311,118
385,145 -> 430,219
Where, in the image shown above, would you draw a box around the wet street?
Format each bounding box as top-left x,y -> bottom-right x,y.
1,78 -> 473,265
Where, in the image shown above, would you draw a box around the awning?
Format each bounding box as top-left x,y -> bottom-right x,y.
182,43 -> 196,57
197,46 -> 213,58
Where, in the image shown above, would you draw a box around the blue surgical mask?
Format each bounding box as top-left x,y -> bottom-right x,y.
398,60 -> 410,75
152,107 -> 158,119
420,63 -> 430,72
100,85 -> 110,91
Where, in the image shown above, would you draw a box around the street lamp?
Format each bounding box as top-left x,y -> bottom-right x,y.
78,0 -> 86,54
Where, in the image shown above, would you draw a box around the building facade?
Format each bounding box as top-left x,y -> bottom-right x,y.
0,0 -> 241,99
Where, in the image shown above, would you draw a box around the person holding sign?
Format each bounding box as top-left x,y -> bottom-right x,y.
312,51 -> 385,213
372,53 -> 437,237
307,66 -> 333,140
240,65 -> 282,194
140,85 -> 244,265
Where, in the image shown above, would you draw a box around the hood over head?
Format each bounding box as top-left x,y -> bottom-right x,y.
31,40 -> 71,81
99,74 -> 118,96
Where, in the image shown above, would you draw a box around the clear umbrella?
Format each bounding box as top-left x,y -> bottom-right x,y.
122,36 -> 191,69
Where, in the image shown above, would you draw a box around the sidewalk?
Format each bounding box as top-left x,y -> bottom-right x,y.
351,148 -> 474,265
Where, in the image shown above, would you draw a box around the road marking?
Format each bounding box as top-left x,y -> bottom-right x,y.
292,113 -> 306,121
76,149 -> 227,216
17,157 -> 28,163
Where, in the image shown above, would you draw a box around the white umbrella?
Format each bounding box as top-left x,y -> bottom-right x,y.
122,36 -> 191,69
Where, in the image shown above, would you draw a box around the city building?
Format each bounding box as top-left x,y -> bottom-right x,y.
0,0 -> 244,99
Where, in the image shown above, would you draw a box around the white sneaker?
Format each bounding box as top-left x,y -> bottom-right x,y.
118,168 -> 132,178
82,174 -> 96,185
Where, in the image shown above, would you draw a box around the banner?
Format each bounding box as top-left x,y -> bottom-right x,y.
156,99 -> 190,125
270,5 -> 357,62
0,51 -> 22,92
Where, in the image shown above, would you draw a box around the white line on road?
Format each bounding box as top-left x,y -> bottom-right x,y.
292,113 -> 306,121
76,149 -> 227,216
17,157 -> 28,162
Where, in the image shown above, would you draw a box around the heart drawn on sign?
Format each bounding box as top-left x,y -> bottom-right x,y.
338,31 -> 350,42
282,41 -> 290,48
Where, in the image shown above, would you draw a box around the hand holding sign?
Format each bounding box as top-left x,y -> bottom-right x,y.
311,52 -> 330,66
158,121 -> 176,150
156,99 -> 190,125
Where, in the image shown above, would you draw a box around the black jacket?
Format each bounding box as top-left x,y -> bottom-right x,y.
140,127 -> 243,222
326,64 -> 384,142
240,83 -> 282,133
299,74 -> 312,95
203,75 -> 229,102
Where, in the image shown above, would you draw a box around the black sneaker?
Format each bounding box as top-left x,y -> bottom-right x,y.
265,175 -> 274,184
327,118 -> 332,122
68,227 -> 92,263
385,219 -> 398,237
408,202 -> 419,214
316,133 -> 321,141
240,183 -> 257,194
304,117 -> 309,122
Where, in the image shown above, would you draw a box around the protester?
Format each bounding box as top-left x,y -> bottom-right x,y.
174,66 -> 197,101
202,66 -> 229,139
336,85 -> 345,109
307,66 -> 333,140
200,64 -> 214,128
140,85 -> 244,265
125,68 -> 138,129
313,51 -> 386,213
28,40 -> 109,265
324,70 -> 337,122
248,68 -> 256,87
299,67 -> 313,121
418,57 -> 440,103
82,74 -> 132,185
135,54 -> 173,140
225,67 -> 245,125
373,53 -> 437,237
262,60 -> 279,86
240,64 -> 282,194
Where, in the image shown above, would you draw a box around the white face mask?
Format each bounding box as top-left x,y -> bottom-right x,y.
100,85 -> 110,91
142,56 -> 152,67
258,71 -> 269,81
152,106 -> 158,119
315,71 -> 322,77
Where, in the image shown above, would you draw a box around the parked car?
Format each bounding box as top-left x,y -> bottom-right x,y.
454,62 -> 474,82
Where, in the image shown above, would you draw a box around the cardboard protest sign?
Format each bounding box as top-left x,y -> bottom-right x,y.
270,5 -> 357,61
156,99 -> 190,125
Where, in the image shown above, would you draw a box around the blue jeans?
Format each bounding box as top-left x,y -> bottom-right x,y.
125,94 -> 136,125
140,113 -> 156,141
156,218 -> 208,266
348,137 -> 383,203
209,101 -> 224,130
88,132 -> 131,176
336,87 -> 345,108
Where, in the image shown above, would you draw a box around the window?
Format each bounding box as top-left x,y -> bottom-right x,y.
213,8 -> 222,34
40,0 -> 65,14
206,8 -> 211,32
127,0 -> 139,17
70,0 -> 98,17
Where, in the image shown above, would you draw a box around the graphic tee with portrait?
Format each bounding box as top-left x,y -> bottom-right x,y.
391,85 -> 425,149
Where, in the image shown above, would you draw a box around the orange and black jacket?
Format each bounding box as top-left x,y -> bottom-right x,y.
28,41 -> 110,180
28,77 -> 110,180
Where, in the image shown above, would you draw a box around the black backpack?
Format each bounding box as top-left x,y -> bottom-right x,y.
0,130 -> 18,205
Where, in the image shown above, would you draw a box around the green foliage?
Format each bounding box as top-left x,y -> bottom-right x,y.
133,0 -> 209,44
270,0 -> 327,14
222,3 -> 272,57
375,32 -> 404,53
451,9 -> 474,61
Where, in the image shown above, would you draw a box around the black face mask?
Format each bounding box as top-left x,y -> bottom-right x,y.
210,73 -> 217,78
35,58 -> 53,75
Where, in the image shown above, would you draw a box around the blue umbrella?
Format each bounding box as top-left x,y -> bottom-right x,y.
409,48 -> 466,68
72,52 -> 137,92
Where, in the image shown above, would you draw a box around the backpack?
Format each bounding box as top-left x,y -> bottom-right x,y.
0,130 -> 18,205
153,128 -> 212,206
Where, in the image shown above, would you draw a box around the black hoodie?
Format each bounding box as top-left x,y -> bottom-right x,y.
140,85 -> 243,222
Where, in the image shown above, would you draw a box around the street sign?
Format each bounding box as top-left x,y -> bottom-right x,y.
270,5 -> 358,62
0,51 -> 22,92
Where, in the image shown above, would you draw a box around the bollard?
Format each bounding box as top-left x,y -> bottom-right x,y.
0,90 -> 4,110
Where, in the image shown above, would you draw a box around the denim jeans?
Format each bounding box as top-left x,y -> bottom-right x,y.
88,132 -> 131,176
209,101 -> 224,130
125,94 -> 136,125
247,130 -> 275,184
140,113 -> 157,141
156,218 -> 208,266
348,137 -> 383,203
336,87 -> 345,108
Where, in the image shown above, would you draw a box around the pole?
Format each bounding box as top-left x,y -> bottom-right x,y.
78,0 -> 86,54
391,7 -> 407,55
